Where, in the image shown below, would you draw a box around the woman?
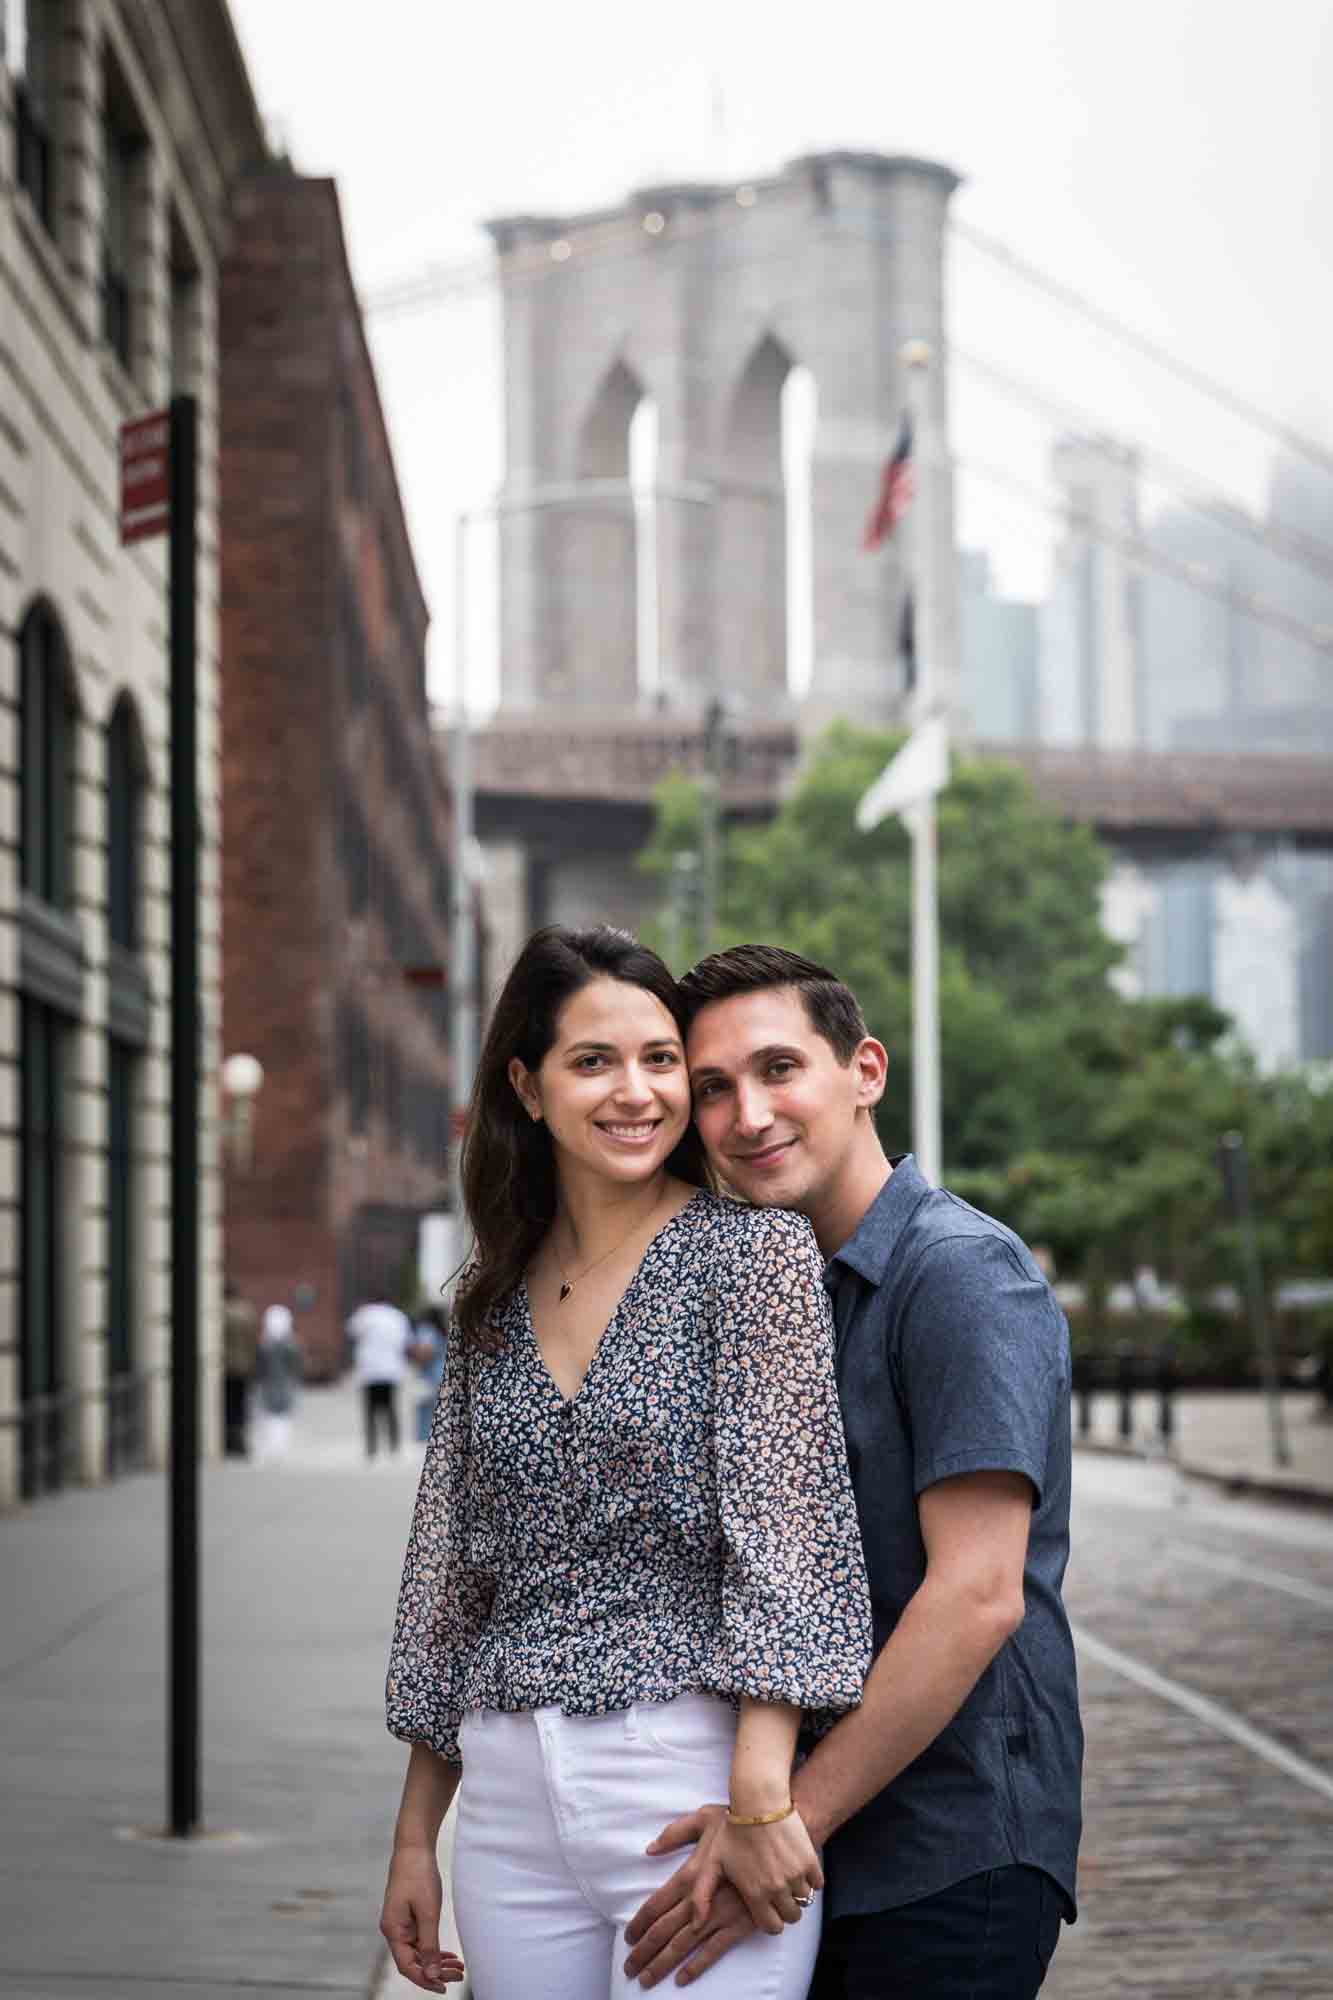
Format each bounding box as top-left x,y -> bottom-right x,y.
409,1305 -> 450,1446
254,1302 -> 300,1461
380,927 -> 871,1997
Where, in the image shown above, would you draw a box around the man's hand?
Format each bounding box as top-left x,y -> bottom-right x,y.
379,1845 -> 465,1991
624,1805 -> 757,1989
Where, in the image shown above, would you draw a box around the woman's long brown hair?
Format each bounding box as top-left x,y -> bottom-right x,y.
454,926 -> 709,1351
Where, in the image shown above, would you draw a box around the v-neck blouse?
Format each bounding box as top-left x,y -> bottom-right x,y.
386,1191 -> 872,1763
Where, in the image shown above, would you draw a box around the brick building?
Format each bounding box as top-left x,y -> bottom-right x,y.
220,170 -> 453,1378
0,0 -> 265,1505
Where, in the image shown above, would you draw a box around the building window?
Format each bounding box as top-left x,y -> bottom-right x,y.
19,600 -> 74,909
6,0 -> 55,230
107,695 -> 143,950
20,998 -> 72,1498
101,65 -> 143,371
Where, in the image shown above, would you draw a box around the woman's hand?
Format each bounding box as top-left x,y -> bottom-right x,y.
380,1844 -> 465,1991
689,1806 -> 822,1936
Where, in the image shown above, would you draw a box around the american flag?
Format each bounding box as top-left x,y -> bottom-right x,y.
863,413 -> 915,552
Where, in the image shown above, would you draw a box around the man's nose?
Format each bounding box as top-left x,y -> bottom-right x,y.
732,1079 -> 773,1137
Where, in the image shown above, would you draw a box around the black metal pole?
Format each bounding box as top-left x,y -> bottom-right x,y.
168,395 -> 200,1836
1217,1131 -> 1290,1471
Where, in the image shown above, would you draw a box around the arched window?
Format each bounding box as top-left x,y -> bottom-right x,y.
19,599 -> 75,907
106,694 -> 145,951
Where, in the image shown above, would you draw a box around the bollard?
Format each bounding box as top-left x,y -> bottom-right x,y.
1156,1345 -> 1176,1448
1116,1342 -> 1135,1444
1073,1354 -> 1094,1439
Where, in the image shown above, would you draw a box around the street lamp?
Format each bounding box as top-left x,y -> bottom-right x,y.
220,1052 -> 264,1173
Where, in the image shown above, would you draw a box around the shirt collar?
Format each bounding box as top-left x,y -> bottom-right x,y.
825,1154 -> 931,1288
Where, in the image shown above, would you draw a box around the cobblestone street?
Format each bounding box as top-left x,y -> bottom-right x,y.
1047,1453 -> 1333,1999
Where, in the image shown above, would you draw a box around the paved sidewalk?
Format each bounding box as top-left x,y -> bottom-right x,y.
0,1379 -> 438,1999
1074,1388 -> 1333,1504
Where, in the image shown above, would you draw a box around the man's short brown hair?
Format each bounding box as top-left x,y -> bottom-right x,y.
678,944 -> 869,1064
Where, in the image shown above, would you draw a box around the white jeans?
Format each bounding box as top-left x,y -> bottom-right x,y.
453,1693 -> 821,2000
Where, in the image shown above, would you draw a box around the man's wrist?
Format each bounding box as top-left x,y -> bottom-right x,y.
790,1773 -> 836,1849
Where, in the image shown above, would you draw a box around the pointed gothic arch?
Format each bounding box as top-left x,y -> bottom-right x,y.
719,334 -> 795,700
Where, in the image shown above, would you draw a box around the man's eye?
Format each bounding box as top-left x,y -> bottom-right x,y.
768,1060 -> 794,1079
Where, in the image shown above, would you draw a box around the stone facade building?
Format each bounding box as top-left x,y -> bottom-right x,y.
0,0 -> 264,1505
220,170 -> 453,1379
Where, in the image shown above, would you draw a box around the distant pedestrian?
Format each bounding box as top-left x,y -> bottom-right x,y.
222,1279 -> 259,1457
346,1295 -> 414,1457
255,1304 -> 301,1461
409,1306 -> 449,1445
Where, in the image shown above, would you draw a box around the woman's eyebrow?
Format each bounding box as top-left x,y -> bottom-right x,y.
562,1037 -> 682,1055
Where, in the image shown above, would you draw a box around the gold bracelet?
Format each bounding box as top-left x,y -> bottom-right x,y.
726,1800 -> 796,1827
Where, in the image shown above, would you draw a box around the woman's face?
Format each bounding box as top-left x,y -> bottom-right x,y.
509,977 -> 690,1189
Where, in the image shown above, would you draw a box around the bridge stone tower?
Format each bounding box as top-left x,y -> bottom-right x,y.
475,151 -> 961,960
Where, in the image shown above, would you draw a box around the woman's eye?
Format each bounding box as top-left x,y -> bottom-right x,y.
768,1060 -> 794,1080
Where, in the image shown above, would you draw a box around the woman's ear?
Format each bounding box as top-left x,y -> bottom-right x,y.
508,1056 -> 543,1123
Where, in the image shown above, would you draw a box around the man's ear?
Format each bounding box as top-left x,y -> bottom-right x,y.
853,1037 -> 888,1108
508,1056 -> 542,1122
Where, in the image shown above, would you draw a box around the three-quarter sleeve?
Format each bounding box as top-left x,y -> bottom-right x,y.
708,1208 -> 872,1715
385,1330 -> 495,1763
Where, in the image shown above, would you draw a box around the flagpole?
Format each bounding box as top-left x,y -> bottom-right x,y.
903,340 -> 942,1187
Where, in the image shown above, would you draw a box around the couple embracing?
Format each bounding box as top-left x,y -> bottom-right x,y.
381,927 -> 1082,2000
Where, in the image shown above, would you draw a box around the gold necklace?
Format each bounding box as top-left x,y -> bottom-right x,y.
552,1197 -> 664,1304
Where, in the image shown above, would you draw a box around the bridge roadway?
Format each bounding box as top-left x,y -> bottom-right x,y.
464,712 -> 1333,842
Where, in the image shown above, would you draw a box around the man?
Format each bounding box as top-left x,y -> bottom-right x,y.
221,1278 -> 259,1457
345,1293 -> 414,1458
624,946 -> 1081,1999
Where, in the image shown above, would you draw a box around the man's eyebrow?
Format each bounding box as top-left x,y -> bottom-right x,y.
688,1043 -> 803,1081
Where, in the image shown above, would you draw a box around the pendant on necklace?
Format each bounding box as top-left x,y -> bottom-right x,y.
558,1281 -> 573,1302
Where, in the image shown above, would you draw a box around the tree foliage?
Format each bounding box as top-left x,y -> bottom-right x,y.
638,725 -> 1333,1350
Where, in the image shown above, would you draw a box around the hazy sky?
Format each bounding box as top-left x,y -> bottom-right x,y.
229,0 -> 1333,706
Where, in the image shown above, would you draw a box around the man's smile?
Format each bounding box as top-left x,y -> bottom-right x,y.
729,1136 -> 798,1169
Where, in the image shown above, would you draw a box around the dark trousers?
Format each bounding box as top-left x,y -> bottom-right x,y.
362,1381 -> 400,1458
808,1866 -> 1064,2000
223,1374 -> 250,1457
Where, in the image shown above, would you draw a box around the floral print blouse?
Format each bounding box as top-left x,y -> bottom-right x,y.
386,1191 -> 872,1764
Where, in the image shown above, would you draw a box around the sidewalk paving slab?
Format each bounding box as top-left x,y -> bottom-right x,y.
1073,1389 -> 1333,1505
0,1381 -> 430,2000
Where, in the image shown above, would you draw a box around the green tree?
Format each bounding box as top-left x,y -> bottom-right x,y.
637,725 -> 1333,1367
643,723 -> 1125,1169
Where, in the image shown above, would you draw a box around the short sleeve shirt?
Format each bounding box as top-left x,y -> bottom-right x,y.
822,1156 -> 1083,1922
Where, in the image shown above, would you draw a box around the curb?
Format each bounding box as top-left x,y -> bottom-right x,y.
1073,1436 -> 1333,1510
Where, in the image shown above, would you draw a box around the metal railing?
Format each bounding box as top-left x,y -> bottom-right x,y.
3,1369 -> 161,1500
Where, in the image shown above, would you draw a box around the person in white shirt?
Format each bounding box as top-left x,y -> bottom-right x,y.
345,1296 -> 414,1458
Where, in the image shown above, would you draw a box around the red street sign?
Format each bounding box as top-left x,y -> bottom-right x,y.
120,411 -> 170,545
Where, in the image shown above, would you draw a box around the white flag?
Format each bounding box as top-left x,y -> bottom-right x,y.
855,718 -> 950,832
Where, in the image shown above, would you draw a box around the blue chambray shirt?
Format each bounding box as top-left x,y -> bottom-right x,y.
820,1155 -> 1083,1922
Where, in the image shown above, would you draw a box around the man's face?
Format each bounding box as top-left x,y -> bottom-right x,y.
686,987 -> 873,1216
